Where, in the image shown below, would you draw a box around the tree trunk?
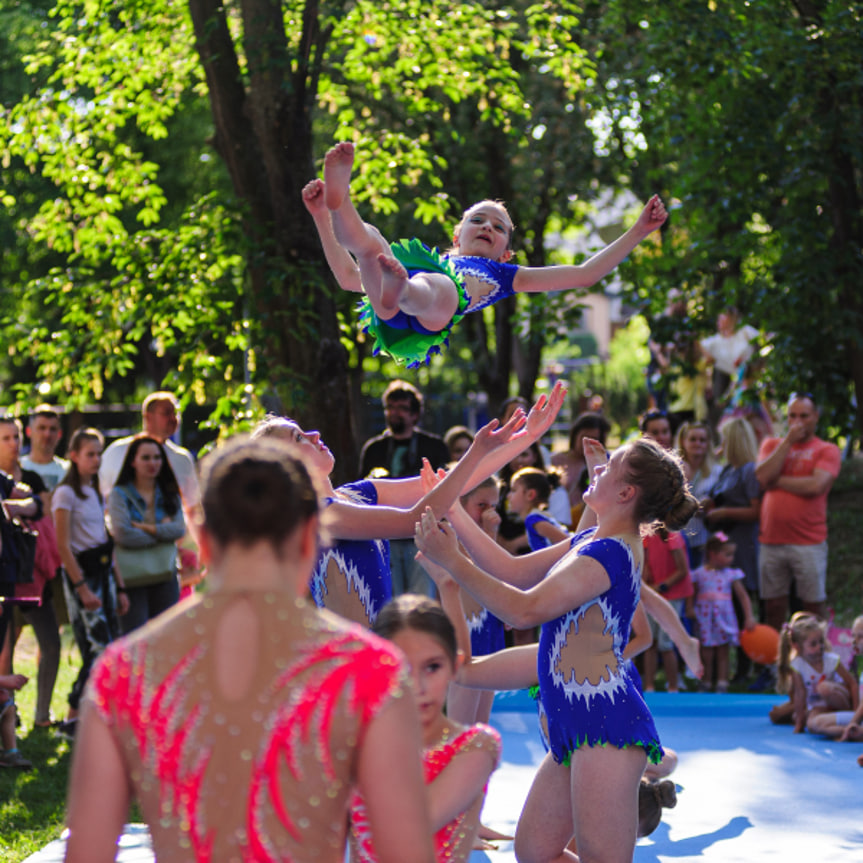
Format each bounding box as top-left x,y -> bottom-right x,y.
188,0 -> 357,481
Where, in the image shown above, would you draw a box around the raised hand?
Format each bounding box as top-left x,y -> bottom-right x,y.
582,437 -> 609,479
468,413 -> 526,460
415,506 -> 462,570
524,381 -> 566,442
419,458 -> 445,495
634,194 -> 668,237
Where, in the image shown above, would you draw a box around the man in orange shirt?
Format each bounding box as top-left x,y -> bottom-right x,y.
755,394 -> 841,631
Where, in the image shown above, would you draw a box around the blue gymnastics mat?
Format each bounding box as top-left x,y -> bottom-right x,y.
474,691 -> 863,863
23,692 -> 862,863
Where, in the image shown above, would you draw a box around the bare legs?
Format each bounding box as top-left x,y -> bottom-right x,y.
514,746 -> 647,863
322,143 -> 460,331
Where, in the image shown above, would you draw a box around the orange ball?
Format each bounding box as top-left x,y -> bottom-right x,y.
740,624 -> 780,665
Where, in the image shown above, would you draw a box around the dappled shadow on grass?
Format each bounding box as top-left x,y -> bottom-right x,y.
0,727 -> 72,824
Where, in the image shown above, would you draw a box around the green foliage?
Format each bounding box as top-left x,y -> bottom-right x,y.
567,314 -> 650,436
596,0 -> 863,436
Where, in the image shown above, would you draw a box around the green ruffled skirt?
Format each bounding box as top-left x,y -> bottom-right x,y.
358,239 -> 470,368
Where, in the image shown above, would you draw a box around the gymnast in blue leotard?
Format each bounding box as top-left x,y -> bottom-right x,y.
416,436 -> 699,863
303,141 -> 668,366
249,385 -> 565,629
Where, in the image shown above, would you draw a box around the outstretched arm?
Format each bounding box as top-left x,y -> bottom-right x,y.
416,507 -> 609,629
640,584 -> 703,678
448,501 -> 571,590
512,196 -> 667,294
458,644 -> 540,691
302,179 -> 363,293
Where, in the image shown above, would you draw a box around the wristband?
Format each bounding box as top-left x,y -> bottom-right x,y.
71,580 -> 85,590
659,583 -> 669,594
116,587 -> 128,594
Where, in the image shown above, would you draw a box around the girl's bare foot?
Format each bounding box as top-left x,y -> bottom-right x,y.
323,142 -> 355,210
858,753 -> 863,767
302,178 -> 326,215
378,252 -> 409,312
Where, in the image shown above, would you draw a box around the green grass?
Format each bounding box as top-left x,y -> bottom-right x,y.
0,629 -> 78,863
1,455 -> 862,861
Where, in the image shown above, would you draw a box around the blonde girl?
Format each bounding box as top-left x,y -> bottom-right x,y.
676,420 -> 722,568
303,142 -> 667,367
416,437 -> 699,863
349,595 -> 500,863
446,477 -> 504,728
808,615 -> 863,739
776,612 -> 857,734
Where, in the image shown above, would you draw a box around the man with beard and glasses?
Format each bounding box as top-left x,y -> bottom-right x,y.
359,380 -> 450,597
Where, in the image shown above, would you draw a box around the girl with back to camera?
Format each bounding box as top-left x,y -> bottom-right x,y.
775,611 -> 857,734
349,594 -> 501,863
416,436 -> 699,863
64,436 -> 436,863
446,477 -> 505,728
108,434 -> 185,635
303,142 -> 667,367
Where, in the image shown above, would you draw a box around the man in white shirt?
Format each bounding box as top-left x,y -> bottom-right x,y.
22,406 -> 70,491
100,392 -> 201,539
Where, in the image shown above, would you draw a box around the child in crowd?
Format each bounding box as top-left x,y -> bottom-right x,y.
303,141 -> 667,366
775,612 -> 857,734
53,428 -> 128,741
350,595 -> 501,863
808,615 -> 863,740
641,526 -> 693,692
691,533 -> 756,692
506,467 -> 570,551
0,673 -> 32,769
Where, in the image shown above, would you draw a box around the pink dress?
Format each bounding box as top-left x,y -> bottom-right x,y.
85,591 -> 408,863
349,723 -> 501,863
691,565 -> 744,646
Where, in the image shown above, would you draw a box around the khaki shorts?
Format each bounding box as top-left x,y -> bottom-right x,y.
759,542 -> 828,603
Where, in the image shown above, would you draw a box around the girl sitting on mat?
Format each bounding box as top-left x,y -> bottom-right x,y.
303,141 -> 667,367
776,611 -> 857,735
